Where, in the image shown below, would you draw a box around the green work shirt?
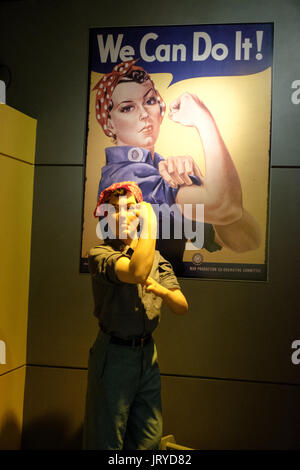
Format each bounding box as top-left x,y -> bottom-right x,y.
88,241 -> 181,340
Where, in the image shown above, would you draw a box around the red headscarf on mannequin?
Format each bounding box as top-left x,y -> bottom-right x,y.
94,181 -> 143,217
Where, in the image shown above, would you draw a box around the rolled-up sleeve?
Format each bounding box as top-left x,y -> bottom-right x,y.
158,254 -> 181,291
88,246 -> 124,284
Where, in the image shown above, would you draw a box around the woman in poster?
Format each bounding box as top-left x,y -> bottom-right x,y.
93,59 -> 260,273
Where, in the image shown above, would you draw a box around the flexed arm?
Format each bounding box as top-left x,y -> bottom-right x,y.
165,92 -> 260,251
169,93 -> 243,226
115,202 -> 157,284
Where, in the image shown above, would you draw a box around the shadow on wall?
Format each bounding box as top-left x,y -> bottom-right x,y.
0,412 -> 22,450
21,413 -> 83,450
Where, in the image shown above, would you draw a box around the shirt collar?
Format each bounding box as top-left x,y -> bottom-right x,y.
105,146 -> 163,168
104,238 -> 126,252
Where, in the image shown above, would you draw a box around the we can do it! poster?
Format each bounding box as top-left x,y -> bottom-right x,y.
80,23 -> 273,281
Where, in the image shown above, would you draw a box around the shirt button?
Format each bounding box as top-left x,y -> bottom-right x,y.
128,147 -> 143,162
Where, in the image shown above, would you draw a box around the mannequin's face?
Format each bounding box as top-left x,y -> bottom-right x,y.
107,191 -> 139,243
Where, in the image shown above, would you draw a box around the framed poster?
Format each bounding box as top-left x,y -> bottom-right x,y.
80,23 -> 273,280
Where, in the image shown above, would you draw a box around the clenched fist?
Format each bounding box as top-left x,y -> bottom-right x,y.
168,92 -> 211,128
158,155 -> 203,188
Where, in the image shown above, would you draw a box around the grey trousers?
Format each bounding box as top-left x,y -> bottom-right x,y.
82,330 -> 162,450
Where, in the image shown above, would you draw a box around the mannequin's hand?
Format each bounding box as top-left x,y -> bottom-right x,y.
132,201 -> 157,239
144,277 -> 168,298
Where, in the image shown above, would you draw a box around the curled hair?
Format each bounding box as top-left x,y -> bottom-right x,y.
119,69 -> 149,84
110,188 -> 127,197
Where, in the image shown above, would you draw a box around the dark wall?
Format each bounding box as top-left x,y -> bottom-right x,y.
1,0 -> 299,449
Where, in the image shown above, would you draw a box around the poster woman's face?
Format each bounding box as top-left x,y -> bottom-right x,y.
107,80 -> 163,152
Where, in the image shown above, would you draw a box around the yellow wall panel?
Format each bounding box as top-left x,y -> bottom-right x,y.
0,156 -> 34,374
0,105 -> 36,449
0,367 -> 26,449
0,103 -> 37,164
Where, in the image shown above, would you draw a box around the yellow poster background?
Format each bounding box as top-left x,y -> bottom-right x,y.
82,68 -> 271,268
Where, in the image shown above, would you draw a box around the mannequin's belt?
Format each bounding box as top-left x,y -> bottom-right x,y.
109,333 -> 152,348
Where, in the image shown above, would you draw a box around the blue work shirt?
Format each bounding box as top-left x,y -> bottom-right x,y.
97,146 -> 221,273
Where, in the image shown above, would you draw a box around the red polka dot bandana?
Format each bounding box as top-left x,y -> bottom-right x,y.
93,59 -> 166,137
94,181 -> 143,217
